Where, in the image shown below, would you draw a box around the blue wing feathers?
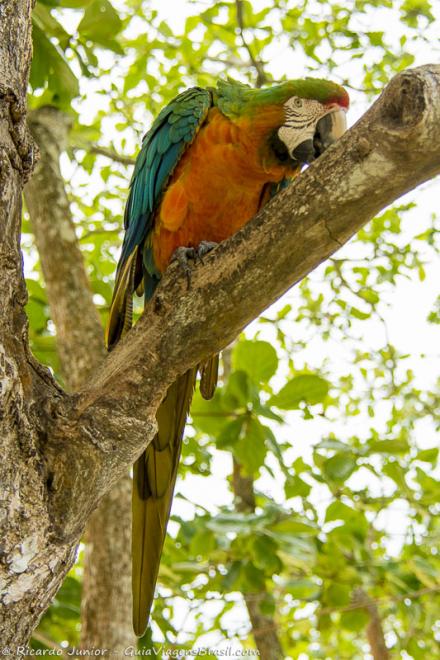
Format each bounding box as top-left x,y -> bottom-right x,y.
154,143 -> 182,201
121,87 -> 211,271
107,87 -> 212,348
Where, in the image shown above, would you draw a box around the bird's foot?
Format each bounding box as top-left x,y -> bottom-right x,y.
172,241 -> 218,289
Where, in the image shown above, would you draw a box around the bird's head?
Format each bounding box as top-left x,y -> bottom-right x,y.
275,79 -> 349,165
216,78 -> 349,168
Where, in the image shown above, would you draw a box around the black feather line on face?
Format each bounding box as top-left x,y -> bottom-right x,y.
268,131 -> 300,166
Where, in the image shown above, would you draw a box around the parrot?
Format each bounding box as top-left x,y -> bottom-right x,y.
105,77 -> 349,636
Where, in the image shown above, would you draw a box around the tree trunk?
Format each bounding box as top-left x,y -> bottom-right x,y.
24,107 -> 135,651
353,588 -> 390,660
80,479 -> 133,651
0,1 -> 78,646
222,349 -> 284,658
1,6 -> 440,641
233,461 -> 284,659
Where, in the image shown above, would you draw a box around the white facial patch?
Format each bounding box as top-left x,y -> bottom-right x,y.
278,96 -> 326,155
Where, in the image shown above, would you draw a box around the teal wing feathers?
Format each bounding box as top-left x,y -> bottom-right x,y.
105,87 -> 212,349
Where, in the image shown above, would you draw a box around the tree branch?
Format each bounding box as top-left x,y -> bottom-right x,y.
42,64 -> 440,543
0,2 -> 72,646
235,0 -> 268,87
79,144 -> 135,166
25,107 -> 106,389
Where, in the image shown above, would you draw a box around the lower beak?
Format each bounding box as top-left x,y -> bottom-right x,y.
314,108 -> 347,155
291,139 -> 315,164
291,108 -> 347,164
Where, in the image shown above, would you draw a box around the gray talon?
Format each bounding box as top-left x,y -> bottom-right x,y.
172,242 -> 219,288
197,241 -> 218,263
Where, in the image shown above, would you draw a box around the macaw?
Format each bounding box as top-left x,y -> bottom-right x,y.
105,77 -> 349,636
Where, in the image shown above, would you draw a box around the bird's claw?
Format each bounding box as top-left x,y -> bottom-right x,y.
172,241 -> 218,289
197,241 -> 218,263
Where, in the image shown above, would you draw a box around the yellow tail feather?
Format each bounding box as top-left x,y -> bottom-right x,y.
132,368 -> 197,636
105,248 -> 138,350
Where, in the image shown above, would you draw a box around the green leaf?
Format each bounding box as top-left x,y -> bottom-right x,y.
251,535 -> 282,574
270,517 -> 318,536
356,288 -> 379,305
206,512 -> 261,534
325,502 -> 368,539
190,529 -> 216,556
185,15 -> 201,34
350,306 -> 371,320
216,417 -> 243,450
252,400 -> 283,423
315,437 -> 351,452
323,582 -> 351,606
191,390 -> 230,436
26,300 -> 48,332
383,461 -> 408,490
340,609 -> 370,631
233,417 -> 267,474
33,4 -> 71,48
285,475 -> 311,498
285,578 -> 320,599
368,438 -> 409,454
233,340 -> 278,384
223,370 -> 251,408
31,24 -> 79,105
269,374 -> 330,409
59,1 -> 95,6
78,0 -> 123,50
416,448 -> 438,464
222,561 -> 241,590
171,561 -> 208,574
325,501 -> 356,523
408,557 -> 439,588
242,561 -> 266,592
322,453 -> 357,482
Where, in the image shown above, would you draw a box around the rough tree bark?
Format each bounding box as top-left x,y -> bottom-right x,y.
0,0 -> 78,647
1,5 -> 439,644
24,107 -> 135,651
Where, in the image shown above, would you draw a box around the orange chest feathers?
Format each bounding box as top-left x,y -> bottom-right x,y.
152,107 -> 297,273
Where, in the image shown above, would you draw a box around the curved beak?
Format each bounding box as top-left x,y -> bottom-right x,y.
313,108 -> 347,155
291,108 -> 347,164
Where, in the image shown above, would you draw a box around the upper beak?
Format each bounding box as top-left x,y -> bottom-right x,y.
291,108 -> 347,164
313,108 -> 347,155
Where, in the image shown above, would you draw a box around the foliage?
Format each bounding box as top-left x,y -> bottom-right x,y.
25,0 -> 440,657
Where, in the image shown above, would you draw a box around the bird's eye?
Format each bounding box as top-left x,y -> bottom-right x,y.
294,98 -> 303,108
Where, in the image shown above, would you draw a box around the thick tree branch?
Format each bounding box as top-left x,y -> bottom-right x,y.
24,107 -> 135,650
0,0 -> 35,341
0,2 -> 76,647
41,64 -> 440,542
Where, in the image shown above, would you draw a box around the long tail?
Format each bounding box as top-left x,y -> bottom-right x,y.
132,367 -> 197,637
106,248 -> 218,635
